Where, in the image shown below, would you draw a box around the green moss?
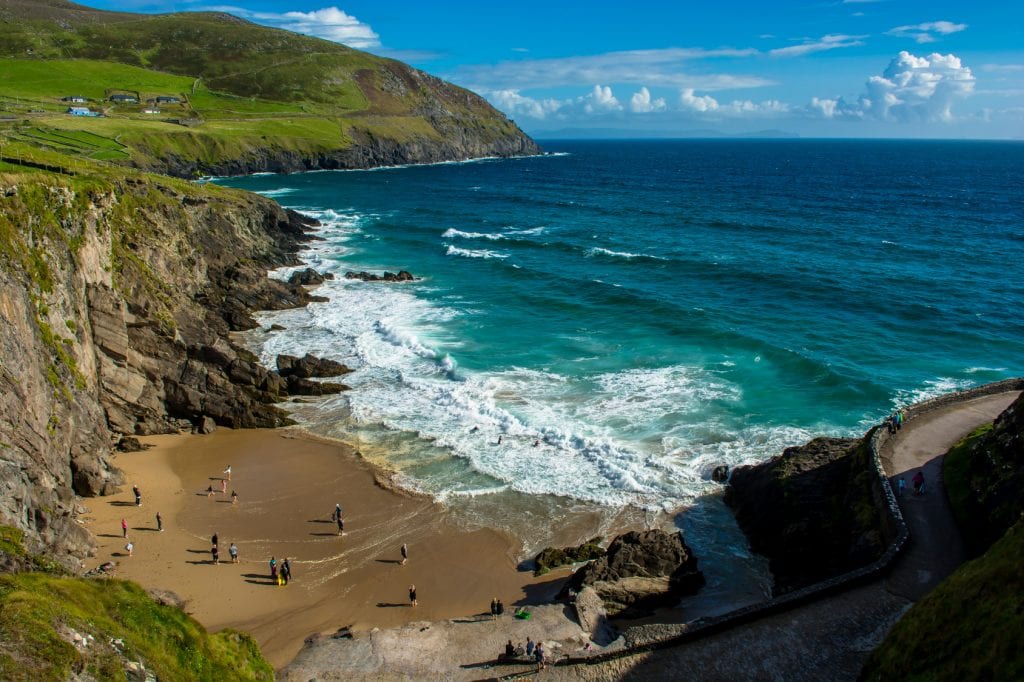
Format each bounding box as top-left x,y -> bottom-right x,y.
0,573 -> 273,680
0,526 -> 26,557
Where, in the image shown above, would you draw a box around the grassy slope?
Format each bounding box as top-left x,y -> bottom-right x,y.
0,1 -> 531,173
0,526 -> 272,680
860,519 -> 1024,682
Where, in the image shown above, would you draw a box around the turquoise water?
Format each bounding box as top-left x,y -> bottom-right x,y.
220,140 -> 1023,568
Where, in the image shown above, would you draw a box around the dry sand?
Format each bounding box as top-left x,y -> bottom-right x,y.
82,428 -> 566,668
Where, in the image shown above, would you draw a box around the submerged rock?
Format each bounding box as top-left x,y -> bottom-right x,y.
344,270 -> 415,282
287,268 -> 334,286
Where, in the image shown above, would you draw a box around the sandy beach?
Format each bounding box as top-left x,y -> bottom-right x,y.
82,428 -> 567,668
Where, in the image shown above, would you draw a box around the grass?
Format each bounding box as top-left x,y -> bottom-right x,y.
0,572 -> 273,681
942,423 -> 993,535
860,518 -> 1024,682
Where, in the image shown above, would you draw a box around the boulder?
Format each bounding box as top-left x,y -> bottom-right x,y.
276,353 -> 352,378
286,376 -> 349,396
287,268 -> 334,286
573,586 -> 617,645
534,537 -> 604,575
344,270 -> 415,282
196,416 -> 217,434
561,529 -> 704,617
711,465 -> 729,483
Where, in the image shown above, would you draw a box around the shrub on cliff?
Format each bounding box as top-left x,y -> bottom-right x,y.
0,563 -> 271,680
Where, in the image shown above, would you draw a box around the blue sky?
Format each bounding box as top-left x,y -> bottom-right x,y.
90,1 -> 1024,138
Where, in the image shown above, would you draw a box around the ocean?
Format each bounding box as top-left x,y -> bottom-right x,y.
219,139 -> 1024,609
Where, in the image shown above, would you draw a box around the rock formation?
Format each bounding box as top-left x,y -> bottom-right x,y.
725,436 -> 892,594
561,529 -> 705,617
534,537 -> 605,575
344,270 -> 415,283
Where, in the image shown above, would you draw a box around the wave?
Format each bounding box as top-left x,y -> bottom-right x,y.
441,228 -> 506,241
254,187 -> 295,197
586,246 -> 668,261
892,376 -> 976,408
445,245 -> 509,259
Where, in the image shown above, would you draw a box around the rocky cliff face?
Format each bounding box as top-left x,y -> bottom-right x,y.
0,171 -> 331,567
725,436 -> 892,594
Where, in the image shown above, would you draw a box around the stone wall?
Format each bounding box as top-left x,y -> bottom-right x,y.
557,378 -> 1024,668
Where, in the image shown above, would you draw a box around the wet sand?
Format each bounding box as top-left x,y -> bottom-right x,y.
84,428 -> 567,668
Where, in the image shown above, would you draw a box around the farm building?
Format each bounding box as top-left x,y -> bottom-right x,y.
109,94 -> 138,103
67,107 -> 99,117
155,95 -> 180,104
61,95 -> 87,103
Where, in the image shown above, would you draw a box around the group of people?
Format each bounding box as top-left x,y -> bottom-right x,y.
501,637 -> 546,669
269,555 -> 293,584
489,597 -> 506,618
119,504 -> 164,557
896,470 -> 927,497
887,408 -> 906,433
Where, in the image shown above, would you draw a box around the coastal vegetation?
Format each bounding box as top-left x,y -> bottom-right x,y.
0,526 -> 271,680
0,1 -> 538,177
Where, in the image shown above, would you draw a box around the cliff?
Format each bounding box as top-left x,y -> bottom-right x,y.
725,435 -> 894,594
0,165 -> 335,567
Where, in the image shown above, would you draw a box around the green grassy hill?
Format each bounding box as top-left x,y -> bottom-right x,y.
0,526 -> 272,680
0,0 -> 539,176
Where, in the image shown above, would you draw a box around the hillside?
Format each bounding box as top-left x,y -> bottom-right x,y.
0,0 -> 540,176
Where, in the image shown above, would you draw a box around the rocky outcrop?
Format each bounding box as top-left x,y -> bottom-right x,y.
725,436 -> 890,594
276,353 -> 352,379
574,586 -> 618,645
287,268 -> 333,286
534,537 -> 605,575
344,270 -> 415,283
561,529 -> 705,617
0,173 -> 332,567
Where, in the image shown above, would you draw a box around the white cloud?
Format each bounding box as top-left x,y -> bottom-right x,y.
486,90 -> 568,120
679,88 -> 719,112
811,51 -> 975,122
582,85 -> 623,113
770,34 -> 866,58
450,47 -> 768,91
203,5 -> 380,48
630,87 -> 666,113
886,21 -> 967,44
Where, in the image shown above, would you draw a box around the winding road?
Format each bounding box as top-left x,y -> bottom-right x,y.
543,390 -> 1020,682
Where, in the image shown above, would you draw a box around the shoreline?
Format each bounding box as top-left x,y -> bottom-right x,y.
82,427 -> 570,668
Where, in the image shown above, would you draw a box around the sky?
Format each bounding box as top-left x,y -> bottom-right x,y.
88,0 -> 1024,138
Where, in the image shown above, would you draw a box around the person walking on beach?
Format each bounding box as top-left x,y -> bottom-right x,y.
221,478 -> 227,494
211,532 -> 219,548
336,514 -> 344,535
121,518 -> 128,538
133,485 -> 141,506
231,490 -> 238,505
496,599 -> 505,617
282,558 -> 292,585
409,584 -> 417,606
125,541 -> 133,557
156,511 -> 163,531
535,642 -> 546,670
206,485 -> 214,498
211,544 -> 219,565
332,503 -> 342,522
223,465 -> 231,481
229,543 -> 238,563
400,543 -> 408,565
269,556 -> 278,582
490,597 -> 499,619
526,637 -> 535,657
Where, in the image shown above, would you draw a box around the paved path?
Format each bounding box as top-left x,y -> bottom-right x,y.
540,390 -> 1020,682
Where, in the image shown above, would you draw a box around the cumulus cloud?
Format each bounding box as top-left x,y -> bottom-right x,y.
486,90 -> 568,120
770,34 -> 866,58
629,87 -> 666,113
679,88 -> 719,112
812,51 -> 975,122
583,85 -> 622,113
204,5 -> 380,48
451,47 -> 768,91
886,21 -> 967,44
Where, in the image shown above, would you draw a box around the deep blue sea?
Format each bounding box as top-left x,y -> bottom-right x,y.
219,140 -> 1023,605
